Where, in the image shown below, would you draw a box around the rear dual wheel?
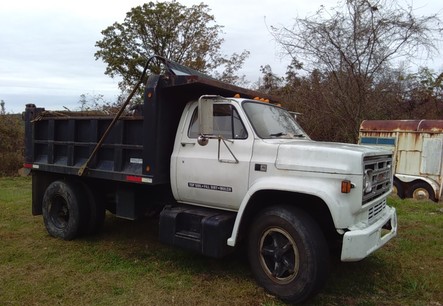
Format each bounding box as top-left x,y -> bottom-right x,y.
42,181 -> 84,240
42,180 -> 105,240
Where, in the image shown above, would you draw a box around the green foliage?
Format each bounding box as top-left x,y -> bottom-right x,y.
0,114 -> 24,176
95,0 -> 249,94
212,50 -> 250,86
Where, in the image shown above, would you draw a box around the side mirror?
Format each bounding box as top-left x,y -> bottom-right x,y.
197,95 -> 222,146
197,135 -> 209,146
198,96 -> 214,136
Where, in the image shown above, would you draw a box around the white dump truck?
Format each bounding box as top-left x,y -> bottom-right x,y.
24,57 -> 397,303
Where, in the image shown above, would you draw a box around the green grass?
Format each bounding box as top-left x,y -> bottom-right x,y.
1,177 -> 442,305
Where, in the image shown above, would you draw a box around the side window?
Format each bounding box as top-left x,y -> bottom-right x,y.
188,109 -> 200,138
231,107 -> 248,139
188,104 -> 248,139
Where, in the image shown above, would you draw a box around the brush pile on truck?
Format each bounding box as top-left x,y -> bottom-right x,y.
23,56 -> 397,303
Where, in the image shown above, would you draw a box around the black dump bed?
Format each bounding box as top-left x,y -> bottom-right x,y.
24,59 -> 280,185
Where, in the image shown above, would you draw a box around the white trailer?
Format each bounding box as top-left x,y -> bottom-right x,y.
359,120 -> 443,202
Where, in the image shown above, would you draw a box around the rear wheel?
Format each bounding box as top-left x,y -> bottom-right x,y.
248,205 -> 329,303
42,180 -> 85,240
406,181 -> 436,202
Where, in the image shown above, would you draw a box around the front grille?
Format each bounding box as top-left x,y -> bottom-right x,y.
368,199 -> 387,224
363,155 -> 393,204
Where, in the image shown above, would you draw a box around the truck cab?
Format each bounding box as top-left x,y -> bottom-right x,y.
168,96 -> 396,258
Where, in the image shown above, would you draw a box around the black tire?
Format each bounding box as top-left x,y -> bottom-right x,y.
248,205 -> 329,303
406,181 -> 436,202
393,179 -> 404,199
42,180 -> 85,240
80,183 -> 106,235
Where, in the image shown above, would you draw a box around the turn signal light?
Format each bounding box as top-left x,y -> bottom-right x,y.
341,180 -> 352,193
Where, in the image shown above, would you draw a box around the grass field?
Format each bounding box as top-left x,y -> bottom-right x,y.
1,176 -> 442,305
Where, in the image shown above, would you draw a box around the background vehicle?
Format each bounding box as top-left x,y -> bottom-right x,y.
359,119 -> 443,202
24,57 -> 397,303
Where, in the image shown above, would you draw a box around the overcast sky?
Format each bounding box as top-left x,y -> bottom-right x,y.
1,0 -> 442,113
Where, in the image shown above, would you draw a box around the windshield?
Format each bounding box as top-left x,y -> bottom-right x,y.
242,101 -> 309,139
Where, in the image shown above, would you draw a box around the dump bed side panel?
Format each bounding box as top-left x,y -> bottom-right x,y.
25,113 -> 144,182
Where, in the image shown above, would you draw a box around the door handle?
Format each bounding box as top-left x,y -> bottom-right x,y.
181,142 -> 196,147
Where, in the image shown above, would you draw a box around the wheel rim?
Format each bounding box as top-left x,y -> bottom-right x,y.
259,227 -> 299,284
392,185 -> 398,196
412,188 -> 429,201
49,194 -> 69,229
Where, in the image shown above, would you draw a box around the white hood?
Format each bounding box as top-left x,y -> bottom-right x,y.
276,141 -> 391,175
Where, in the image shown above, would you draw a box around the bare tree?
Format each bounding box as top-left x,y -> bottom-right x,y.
272,0 -> 442,142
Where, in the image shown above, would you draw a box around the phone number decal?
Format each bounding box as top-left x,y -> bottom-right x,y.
188,182 -> 232,192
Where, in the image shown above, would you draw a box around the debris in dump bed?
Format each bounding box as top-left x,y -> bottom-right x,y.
31,109 -> 136,122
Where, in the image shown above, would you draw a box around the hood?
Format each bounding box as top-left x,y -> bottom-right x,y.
275,141 -> 391,175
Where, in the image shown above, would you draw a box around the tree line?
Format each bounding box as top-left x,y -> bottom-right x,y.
0,110 -> 23,176
1,0 -> 442,175
94,0 -> 442,143
257,65 -> 443,143
259,0 -> 443,142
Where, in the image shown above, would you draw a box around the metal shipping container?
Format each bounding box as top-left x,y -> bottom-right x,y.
359,120 -> 443,202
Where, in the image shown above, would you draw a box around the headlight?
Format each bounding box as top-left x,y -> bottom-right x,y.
363,169 -> 373,193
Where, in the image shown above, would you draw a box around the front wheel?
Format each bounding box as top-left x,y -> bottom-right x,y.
248,205 -> 329,303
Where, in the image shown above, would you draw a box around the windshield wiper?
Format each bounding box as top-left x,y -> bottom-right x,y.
270,132 -> 306,138
270,132 -> 287,137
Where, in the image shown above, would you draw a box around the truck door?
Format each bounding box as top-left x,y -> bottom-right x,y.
173,103 -> 252,210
